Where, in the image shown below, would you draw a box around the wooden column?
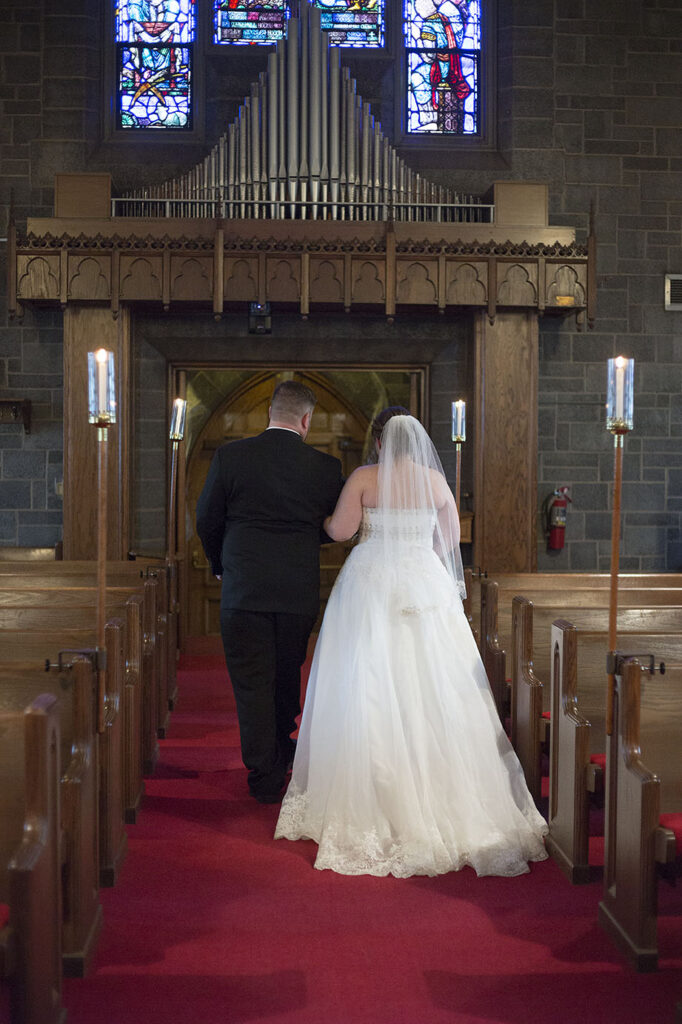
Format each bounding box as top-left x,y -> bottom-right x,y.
63,306 -> 131,559
473,310 -> 538,572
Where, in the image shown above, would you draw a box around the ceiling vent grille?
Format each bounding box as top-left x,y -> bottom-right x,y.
664,274 -> 682,311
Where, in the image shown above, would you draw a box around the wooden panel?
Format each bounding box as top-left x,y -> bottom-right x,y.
63,307 -> 131,560
170,256 -> 213,302
396,260 -> 438,305
68,256 -> 111,301
266,257 -> 300,301
497,263 -> 538,306
54,174 -> 111,219
119,256 -> 162,301
224,257 -> 258,301
352,259 -> 385,304
445,262 -> 487,305
474,311 -> 538,572
17,255 -> 60,300
309,258 -> 344,303
493,182 -> 548,227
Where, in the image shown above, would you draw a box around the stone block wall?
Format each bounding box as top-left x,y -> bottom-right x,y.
0,1 -> 681,568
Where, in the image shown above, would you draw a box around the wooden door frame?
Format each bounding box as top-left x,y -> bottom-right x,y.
170,361 -> 429,645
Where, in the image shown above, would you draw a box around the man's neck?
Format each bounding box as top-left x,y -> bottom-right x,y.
267,421 -> 302,437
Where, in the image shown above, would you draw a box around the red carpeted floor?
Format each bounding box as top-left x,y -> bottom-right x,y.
63,644 -> 682,1024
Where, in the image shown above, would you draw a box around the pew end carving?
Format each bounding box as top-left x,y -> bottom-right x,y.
510,596 -> 545,803
544,620 -> 593,885
599,658 -> 661,972
0,693 -> 65,1024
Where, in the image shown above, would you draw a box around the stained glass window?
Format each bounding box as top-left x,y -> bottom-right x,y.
312,1 -> 384,47
405,0 -> 481,135
116,1 -> 195,129
213,1 -> 290,45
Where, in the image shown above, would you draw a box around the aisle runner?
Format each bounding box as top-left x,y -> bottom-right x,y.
63,646 -> 682,1024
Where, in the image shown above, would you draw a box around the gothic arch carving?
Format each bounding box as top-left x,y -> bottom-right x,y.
267,258 -> 300,301
120,257 -> 162,300
446,262 -> 487,305
397,261 -> 437,305
171,257 -> 213,301
69,256 -> 110,300
310,259 -> 343,303
352,261 -> 384,303
17,256 -> 59,300
547,264 -> 586,306
497,264 -> 537,306
224,258 -> 257,301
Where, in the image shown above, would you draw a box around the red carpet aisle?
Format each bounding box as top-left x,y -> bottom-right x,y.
63,645 -> 682,1024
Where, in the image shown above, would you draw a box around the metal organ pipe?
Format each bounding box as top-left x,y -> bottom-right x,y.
117,5 -> 491,224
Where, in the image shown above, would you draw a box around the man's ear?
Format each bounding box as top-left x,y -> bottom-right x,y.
302,410 -> 311,433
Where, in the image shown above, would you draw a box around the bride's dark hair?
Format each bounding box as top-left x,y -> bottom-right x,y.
371,406 -> 411,443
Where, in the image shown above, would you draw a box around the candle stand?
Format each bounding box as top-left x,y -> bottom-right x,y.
88,349 -> 116,733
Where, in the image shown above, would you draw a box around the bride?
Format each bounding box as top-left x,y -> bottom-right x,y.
275,407 -> 548,878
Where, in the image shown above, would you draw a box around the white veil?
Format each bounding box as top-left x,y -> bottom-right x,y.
376,414 -> 466,600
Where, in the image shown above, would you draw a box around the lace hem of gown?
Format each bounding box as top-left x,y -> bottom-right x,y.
275,784 -> 548,879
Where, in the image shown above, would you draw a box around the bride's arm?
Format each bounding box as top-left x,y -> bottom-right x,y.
323,467 -> 370,541
433,476 -> 460,554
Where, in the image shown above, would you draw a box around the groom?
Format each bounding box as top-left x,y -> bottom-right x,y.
196,380 -> 344,803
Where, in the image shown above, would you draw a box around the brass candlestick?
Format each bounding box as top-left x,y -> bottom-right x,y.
168,398 -> 187,615
605,356 -> 634,735
88,349 -> 116,733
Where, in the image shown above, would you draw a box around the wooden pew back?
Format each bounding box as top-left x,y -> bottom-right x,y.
0,694 -> 64,1024
544,619 -> 592,884
0,660 -> 102,976
510,597 -> 544,801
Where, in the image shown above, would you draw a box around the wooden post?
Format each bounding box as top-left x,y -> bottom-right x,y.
606,433 -> 624,735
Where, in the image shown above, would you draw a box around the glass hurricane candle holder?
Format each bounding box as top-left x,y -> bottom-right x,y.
606,356 -> 634,434
87,349 -> 116,426
169,398 -> 187,441
451,400 -> 466,444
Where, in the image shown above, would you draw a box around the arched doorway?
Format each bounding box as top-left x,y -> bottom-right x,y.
184,370 -> 370,637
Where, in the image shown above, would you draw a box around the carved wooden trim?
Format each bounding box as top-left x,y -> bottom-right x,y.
11,223 -> 590,320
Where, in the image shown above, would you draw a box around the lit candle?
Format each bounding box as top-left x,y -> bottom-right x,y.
451,400 -> 466,443
96,349 -> 108,417
614,355 -> 625,421
169,398 -> 187,442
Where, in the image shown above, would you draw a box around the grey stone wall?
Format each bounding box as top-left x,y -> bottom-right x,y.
0,1 -> 680,568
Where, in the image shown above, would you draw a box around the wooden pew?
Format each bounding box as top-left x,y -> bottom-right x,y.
0,576 -> 161,777
470,572 -> 682,683
510,597 -> 546,803
0,606 -> 135,885
0,694 -> 65,1024
598,656 -> 682,971
0,558 -> 174,736
544,619 -> 594,884
0,659 -> 102,977
480,579 -> 506,721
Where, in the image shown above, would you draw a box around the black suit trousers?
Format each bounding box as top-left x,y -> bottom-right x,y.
220,608 -> 316,792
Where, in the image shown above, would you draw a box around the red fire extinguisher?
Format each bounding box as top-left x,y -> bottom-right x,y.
542,486 -> 572,550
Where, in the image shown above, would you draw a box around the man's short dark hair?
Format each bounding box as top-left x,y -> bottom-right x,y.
270,380 -> 317,422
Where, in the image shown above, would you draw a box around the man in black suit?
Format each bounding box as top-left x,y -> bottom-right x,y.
196,380 -> 344,803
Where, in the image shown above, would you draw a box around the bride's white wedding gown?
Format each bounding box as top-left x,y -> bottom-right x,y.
275,507 -> 548,878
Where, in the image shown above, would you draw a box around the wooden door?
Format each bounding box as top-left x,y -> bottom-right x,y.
185,372 -> 368,637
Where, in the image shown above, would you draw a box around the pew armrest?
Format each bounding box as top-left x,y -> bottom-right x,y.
655,825 -> 677,866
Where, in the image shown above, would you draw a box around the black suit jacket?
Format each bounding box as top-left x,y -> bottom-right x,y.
196,429 -> 345,617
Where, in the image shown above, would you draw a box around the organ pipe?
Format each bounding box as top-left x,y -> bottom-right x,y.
117,6 -> 491,224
